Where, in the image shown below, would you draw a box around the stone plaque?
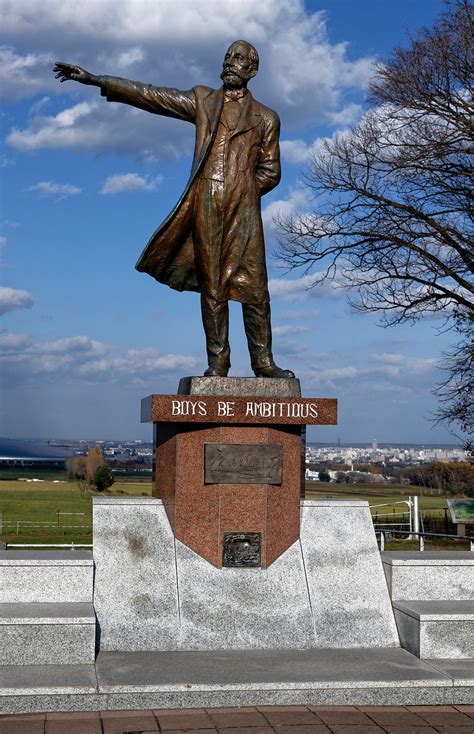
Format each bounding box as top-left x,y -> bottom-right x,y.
204,443 -> 282,484
223,532 -> 261,567
142,394 -> 338,425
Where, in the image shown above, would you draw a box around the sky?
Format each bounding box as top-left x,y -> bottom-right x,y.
1,0 -> 459,445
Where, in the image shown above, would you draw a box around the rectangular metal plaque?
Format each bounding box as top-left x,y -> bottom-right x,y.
223,532 -> 261,567
204,443 -> 282,484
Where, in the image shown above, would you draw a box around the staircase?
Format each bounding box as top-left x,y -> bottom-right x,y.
382,551 -> 474,659
0,551 -> 96,665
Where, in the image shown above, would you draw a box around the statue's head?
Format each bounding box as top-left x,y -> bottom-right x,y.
220,40 -> 259,89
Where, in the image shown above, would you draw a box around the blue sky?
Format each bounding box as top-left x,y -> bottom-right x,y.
1,0 -> 457,444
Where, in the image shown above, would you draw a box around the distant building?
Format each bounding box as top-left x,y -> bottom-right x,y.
0,438 -> 73,469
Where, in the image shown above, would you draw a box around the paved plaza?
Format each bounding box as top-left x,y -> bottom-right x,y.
1,704 -> 474,733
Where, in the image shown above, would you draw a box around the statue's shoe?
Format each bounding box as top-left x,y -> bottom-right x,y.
204,365 -> 229,377
254,364 -> 295,378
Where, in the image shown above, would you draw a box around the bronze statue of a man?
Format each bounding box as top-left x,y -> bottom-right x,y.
54,41 -> 294,378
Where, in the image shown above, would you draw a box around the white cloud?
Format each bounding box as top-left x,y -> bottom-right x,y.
280,135 -> 336,165
1,0 -> 282,43
7,100 -> 194,162
368,353 -> 437,374
0,237 -> 7,247
80,349 -> 197,377
0,329 -> 198,385
329,102 -> 363,127
0,46 -> 55,101
281,308 -> 320,320
100,172 -> 163,194
0,330 -> 32,349
0,155 -> 15,169
262,188 -> 311,229
269,274 -> 344,301
110,47 -> 145,70
370,352 -> 405,365
281,123 -> 359,165
28,181 -> 81,197
273,324 -> 309,336
3,1 -> 375,143
8,101 -> 99,151
29,96 -> 51,114
36,336 -> 109,357
320,366 -> 359,380
297,351 -> 439,393
0,286 -> 34,315
280,139 -> 312,165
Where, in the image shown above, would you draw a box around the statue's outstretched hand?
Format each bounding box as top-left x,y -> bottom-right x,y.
54,62 -> 97,86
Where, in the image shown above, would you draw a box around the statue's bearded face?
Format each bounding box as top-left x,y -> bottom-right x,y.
220,42 -> 256,88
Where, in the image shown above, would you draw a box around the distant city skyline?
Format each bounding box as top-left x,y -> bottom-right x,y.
1,0 -> 456,443
0,436 -> 464,453
1,436 -> 468,473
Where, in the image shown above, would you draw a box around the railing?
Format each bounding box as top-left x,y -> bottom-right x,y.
371,496 -> 420,535
379,528 -> 474,552
2,520 -> 90,534
5,543 -> 92,549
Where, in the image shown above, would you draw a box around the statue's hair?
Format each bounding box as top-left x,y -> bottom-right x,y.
230,40 -> 259,72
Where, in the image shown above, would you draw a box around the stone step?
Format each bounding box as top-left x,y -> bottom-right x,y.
1,648 -> 473,714
0,602 -> 96,665
393,600 -> 474,659
0,551 -> 94,603
382,551 -> 474,601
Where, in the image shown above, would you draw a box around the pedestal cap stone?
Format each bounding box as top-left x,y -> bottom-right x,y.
178,376 -> 301,397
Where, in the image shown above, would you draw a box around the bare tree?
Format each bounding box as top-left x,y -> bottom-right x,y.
433,309 -> 473,448
277,0 -> 473,439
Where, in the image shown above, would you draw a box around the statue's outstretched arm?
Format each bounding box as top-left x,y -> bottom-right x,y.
53,62 -> 196,123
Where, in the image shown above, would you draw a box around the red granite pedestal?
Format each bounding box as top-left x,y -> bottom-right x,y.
141,379 -> 337,569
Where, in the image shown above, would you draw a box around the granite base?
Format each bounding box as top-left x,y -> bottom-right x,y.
92,497 -> 399,651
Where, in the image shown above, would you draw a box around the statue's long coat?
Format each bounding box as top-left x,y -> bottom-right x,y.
99,77 -> 281,304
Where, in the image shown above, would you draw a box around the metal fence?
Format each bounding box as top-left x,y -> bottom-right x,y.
379,528 -> 474,552
1,520 -> 91,535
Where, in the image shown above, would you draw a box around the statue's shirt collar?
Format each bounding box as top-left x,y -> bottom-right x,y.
224,88 -> 247,103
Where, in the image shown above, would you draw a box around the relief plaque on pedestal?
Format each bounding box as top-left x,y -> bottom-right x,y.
204,443 -> 282,484
223,532 -> 261,567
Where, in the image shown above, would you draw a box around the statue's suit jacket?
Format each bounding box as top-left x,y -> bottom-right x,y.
99,77 -> 281,304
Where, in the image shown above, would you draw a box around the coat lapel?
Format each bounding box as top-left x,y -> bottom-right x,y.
204,87 -> 261,138
190,88 -> 223,177
230,91 -> 261,138
204,87 -> 224,135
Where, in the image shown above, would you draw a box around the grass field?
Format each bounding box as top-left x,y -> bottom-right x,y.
305,482 -> 471,550
305,482 -> 449,514
0,480 -> 152,546
0,479 -> 470,550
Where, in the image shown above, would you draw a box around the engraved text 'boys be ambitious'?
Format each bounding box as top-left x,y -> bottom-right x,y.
171,399 -> 318,419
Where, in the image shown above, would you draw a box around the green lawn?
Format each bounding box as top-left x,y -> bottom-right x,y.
0,480 -> 152,546
305,482 -> 449,514
0,479 -> 469,550
304,482 -> 471,550
0,468 -> 69,481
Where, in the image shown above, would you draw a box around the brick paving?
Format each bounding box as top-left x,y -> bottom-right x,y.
0,706 -> 473,734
